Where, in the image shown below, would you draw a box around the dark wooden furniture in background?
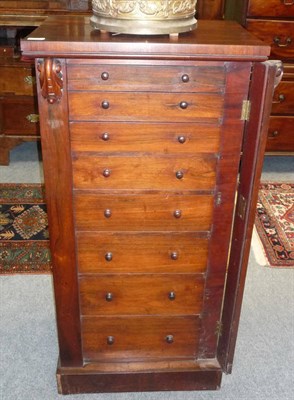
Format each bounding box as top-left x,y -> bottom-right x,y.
0,0 -> 91,165
225,0 -> 294,152
197,0 -> 224,19
21,16 -> 279,394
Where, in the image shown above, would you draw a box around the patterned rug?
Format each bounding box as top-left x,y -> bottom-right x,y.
0,184 -> 51,274
255,182 -> 294,268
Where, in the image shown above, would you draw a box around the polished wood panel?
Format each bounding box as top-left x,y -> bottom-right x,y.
56,367 -> 222,394
72,154 -> 217,190
79,275 -> 204,316
197,0 -> 224,19
246,20 -> 294,60
218,61 -> 278,372
0,64 -> 35,96
74,192 -> 214,232
68,92 -> 224,123
21,18 -> 270,60
266,116 -> 294,151
70,122 -> 221,154
76,232 -> 209,274
248,0 -> 294,18
33,59 -> 83,367
0,0 -> 90,12
271,81 -> 294,114
82,316 -> 200,361
67,63 -> 226,93
0,95 -> 39,135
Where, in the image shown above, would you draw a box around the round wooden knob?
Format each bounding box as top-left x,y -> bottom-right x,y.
101,132 -> 109,141
177,135 -> 186,144
105,292 -> 113,302
103,169 -> 111,178
170,252 -> 178,260
174,210 -> 182,218
104,209 -> 112,218
181,74 -> 189,83
105,252 -> 113,261
179,101 -> 188,109
101,100 -> 110,109
107,336 -> 115,345
168,291 -> 176,300
101,72 -> 109,80
165,335 -> 174,344
176,171 -> 184,179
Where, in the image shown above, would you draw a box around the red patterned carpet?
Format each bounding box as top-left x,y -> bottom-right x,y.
0,184 -> 51,274
255,183 -> 294,268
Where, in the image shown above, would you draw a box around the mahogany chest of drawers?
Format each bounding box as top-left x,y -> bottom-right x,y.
225,0 -> 294,152
21,16 -> 279,394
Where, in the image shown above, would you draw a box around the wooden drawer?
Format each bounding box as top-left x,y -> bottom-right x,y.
0,46 -> 14,57
72,154 -> 217,191
283,63 -> 294,80
70,122 -> 221,154
248,0 -> 294,18
271,81 -> 294,114
0,96 -> 39,136
246,20 -> 294,60
0,0 -> 68,10
0,65 -> 35,96
73,192 -> 214,232
266,116 -> 294,151
82,316 -> 200,361
68,92 -> 224,123
76,232 -> 209,274
79,275 -> 204,316
67,63 -> 226,93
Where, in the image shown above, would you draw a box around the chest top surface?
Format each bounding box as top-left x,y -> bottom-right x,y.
21,15 -> 270,61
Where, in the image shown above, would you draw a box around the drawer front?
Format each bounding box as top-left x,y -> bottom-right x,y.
74,192 -> 214,232
248,0 -> 294,18
82,316 -> 200,361
246,20 -> 294,60
0,46 -> 14,57
72,154 -> 217,191
0,96 -> 39,136
79,275 -> 204,316
70,122 -> 221,154
266,116 -> 294,151
68,92 -> 224,122
0,0 -> 68,10
77,232 -> 209,274
0,66 -> 35,96
67,64 -> 226,93
271,81 -> 294,114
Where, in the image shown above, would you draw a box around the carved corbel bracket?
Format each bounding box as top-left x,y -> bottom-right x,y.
37,58 -> 63,104
267,60 -> 284,89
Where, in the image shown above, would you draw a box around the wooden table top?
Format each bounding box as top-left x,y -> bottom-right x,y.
21,15 -> 271,61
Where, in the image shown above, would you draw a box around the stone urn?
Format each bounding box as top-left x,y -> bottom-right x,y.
90,0 -> 197,35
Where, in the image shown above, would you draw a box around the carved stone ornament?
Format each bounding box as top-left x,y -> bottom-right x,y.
37,58 -> 63,104
91,0 -> 198,35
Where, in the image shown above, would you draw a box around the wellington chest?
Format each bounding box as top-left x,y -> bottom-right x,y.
21,16 -> 279,394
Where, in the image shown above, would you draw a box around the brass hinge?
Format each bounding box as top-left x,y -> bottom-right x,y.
241,100 -> 251,121
215,320 -> 223,337
237,194 -> 247,220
